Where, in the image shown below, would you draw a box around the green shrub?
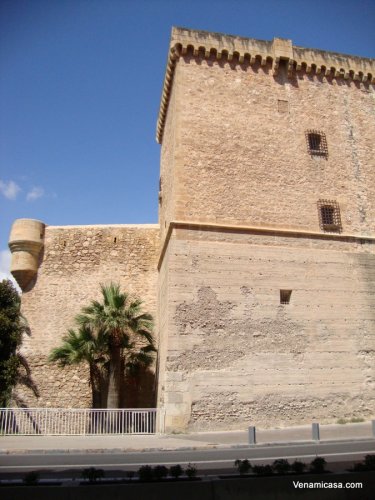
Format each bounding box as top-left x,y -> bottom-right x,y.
338,416 -> 364,424
138,465 -> 154,481
234,459 -> 251,475
272,459 -> 290,474
186,463 -> 197,479
364,455 -> 375,470
23,471 -> 40,485
81,467 -> 104,483
337,418 -> 347,424
310,457 -> 327,473
351,462 -> 366,472
351,455 -> 375,472
252,464 -> 273,476
0,280 -> 24,407
153,465 -> 168,480
169,464 -> 183,478
291,460 -> 306,474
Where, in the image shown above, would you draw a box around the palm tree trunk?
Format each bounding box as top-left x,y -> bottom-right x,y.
89,364 -> 102,409
107,345 -> 122,408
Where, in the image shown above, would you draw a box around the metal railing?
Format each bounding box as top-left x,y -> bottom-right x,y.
0,407 -> 165,436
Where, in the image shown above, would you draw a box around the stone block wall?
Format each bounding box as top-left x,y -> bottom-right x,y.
161,52 -> 375,236
13,224 -> 159,408
159,227 -> 375,430
156,30 -> 375,431
159,76 -> 179,244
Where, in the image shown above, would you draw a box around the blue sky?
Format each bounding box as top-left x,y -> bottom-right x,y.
1,0 -> 374,281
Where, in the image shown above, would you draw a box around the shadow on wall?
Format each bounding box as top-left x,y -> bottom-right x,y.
121,367 -> 156,408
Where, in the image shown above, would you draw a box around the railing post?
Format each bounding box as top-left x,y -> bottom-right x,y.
312,422 -> 320,441
248,426 -> 256,445
372,420 -> 375,438
3,409 -> 9,435
44,408 -> 48,435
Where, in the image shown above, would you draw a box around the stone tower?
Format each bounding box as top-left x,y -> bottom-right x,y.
9,27 -> 375,432
156,28 -> 375,431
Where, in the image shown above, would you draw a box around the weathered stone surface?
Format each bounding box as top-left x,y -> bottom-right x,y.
159,231 -> 374,430
167,57 -> 375,235
12,225 -> 159,408
157,29 -> 375,431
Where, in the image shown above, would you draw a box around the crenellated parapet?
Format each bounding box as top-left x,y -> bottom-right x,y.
8,219 -> 45,291
156,27 -> 375,143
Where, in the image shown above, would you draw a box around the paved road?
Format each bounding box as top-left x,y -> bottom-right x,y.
1,439 -> 374,479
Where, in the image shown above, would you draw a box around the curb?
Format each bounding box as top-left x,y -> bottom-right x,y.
0,437 -> 374,455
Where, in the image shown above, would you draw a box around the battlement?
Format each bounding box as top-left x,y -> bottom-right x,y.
157,27 -> 375,143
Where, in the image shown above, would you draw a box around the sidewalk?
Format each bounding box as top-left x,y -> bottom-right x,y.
0,421 -> 374,454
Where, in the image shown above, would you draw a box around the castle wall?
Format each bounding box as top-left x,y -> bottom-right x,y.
161,227 -> 375,430
172,55 -> 375,235
13,224 -> 159,408
156,241 -> 170,410
157,36 -> 375,430
159,69 -> 181,244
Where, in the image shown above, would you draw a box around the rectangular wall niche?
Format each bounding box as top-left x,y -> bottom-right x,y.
280,290 -> 292,304
278,99 -> 289,113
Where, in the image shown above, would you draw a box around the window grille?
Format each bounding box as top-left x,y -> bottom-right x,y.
317,199 -> 342,232
280,290 -> 292,304
306,130 -> 328,158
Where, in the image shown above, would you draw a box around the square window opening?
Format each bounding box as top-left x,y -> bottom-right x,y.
278,99 -> 289,113
280,290 -> 292,304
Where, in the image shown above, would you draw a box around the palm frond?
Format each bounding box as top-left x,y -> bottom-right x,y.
48,327 -> 109,367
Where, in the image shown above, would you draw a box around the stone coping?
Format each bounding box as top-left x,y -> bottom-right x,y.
157,220 -> 375,270
46,224 -> 159,229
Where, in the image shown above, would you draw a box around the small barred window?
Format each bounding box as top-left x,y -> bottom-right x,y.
317,200 -> 342,232
306,130 -> 328,158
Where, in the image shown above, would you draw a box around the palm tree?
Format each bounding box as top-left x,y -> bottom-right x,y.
49,327 -> 108,408
75,283 -> 154,408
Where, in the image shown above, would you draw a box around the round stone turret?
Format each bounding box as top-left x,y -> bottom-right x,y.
8,219 -> 45,291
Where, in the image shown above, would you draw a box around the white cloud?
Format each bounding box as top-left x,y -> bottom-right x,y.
0,249 -> 21,292
26,186 -> 44,202
0,179 -> 21,200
